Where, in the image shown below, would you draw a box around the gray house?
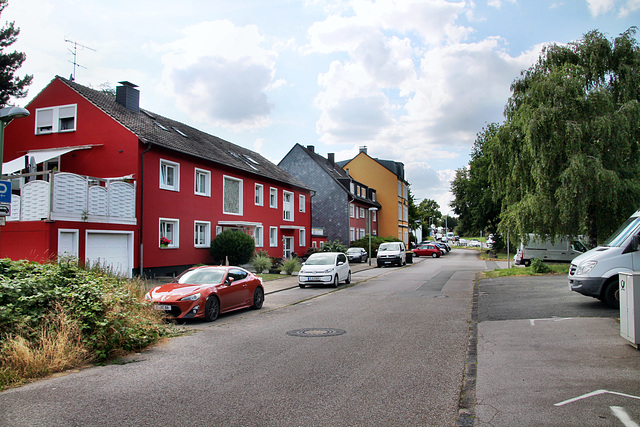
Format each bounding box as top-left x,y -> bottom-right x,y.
279,144 -> 381,247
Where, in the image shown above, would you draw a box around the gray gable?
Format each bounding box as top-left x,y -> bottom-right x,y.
58,76 -> 310,191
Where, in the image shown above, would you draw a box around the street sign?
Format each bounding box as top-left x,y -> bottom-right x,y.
0,203 -> 10,216
0,180 -> 10,204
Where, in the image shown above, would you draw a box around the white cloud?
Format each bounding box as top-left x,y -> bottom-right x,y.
586,0 -> 616,16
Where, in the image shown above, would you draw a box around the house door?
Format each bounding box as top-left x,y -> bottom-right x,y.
283,236 -> 294,258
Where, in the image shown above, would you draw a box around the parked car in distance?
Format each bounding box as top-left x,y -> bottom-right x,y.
376,241 -> 407,267
145,266 -> 264,322
298,252 -> 351,288
346,247 -> 368,263
412,244 -> 442,258
435,242 -> 450,253
515,234 -> 588,267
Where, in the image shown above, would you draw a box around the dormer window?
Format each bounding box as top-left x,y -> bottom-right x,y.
35,104 -> 77,134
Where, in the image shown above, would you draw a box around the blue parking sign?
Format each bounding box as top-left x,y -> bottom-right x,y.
0,180 -> 11,204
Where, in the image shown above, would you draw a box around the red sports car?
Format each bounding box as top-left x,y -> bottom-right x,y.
412,244 -> 442,258
145,266 -> 264,321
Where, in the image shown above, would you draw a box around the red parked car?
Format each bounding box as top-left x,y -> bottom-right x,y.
145,266 -> 264,321
412,244 -> 442,258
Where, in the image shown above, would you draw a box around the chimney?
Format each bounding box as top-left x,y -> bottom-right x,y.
359,146 -> 368,154
328,153 -> 335,164
116,81 -> 140,112
307,145 -> 315,153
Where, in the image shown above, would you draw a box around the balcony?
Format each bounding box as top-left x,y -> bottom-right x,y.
5,171 -> 136,225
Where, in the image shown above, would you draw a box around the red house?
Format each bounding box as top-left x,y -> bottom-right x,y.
1,76 -> 312,278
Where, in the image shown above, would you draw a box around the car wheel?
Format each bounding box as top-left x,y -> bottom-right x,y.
602,277 -> 619,309
204,296 -> 220,322
432,253 -> 438,258
251,287 -> 264,309
332,275 -> 339,288
299,283 -> 306,288
345,271 -> 351,284
377,262 -> 382,268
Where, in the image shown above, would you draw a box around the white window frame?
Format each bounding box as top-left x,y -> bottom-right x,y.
270,226 -> 278,247
360,228 -> 365,239
283,190 -> 294,222
360,207 -> 365,218
255,226 -> 264,247
160,159 -> 180,191
194,221 -> 211,248
299,228 -> 306,247
194,168 -> 211,197
350,227 -> 355,241
223,175 -> 243,215
160,218 -> 179,248
35,104 -> 77,134
270,187 -> 278,209
255,184 -> 264,206
350,203 -> 355,218
372,210 -> 377,222
299,195 -> 305,212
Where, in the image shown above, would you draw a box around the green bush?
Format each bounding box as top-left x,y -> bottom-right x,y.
530,258 -> 551,274
209,229 -> 255,265
252,253 -> 271,274
321,240 -> 348,253
282,257 -> 299,275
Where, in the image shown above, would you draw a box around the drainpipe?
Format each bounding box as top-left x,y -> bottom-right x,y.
139,141 -> 153,276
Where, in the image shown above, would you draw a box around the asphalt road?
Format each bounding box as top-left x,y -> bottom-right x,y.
0,250 -> 485,426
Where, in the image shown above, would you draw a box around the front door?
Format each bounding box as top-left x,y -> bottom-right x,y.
283,236 -> 294,258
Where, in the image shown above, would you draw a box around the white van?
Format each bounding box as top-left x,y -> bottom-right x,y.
376,242 -> 406,267
514,234 -> 588,266
569,209 -> 640,308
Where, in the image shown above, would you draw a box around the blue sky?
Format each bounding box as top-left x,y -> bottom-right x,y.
5,0 -> 639,212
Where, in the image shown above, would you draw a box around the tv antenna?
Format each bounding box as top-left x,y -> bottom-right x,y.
65,39 -> 96,81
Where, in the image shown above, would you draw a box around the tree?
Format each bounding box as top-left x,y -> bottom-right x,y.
209,230 -> 255,265
0,0 -> 32,106
490,28 -> 640,246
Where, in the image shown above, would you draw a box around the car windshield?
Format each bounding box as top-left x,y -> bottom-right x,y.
306,254 -> 336,265
379,244 -> 399,251
603,215 -> 640,247
346,248 -> 360,253
176,268 -> 226,285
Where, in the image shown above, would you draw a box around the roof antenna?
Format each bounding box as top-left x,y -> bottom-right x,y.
65,39 -> 96,81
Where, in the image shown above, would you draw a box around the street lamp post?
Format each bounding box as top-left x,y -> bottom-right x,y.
368,207 -> 378,266
0,106 -> 31,177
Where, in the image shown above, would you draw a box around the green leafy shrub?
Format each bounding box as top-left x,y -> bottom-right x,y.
209,229 -> 255,265
252,252 -> 271,274
321,240 -> 348,253
530,258 -> 551,274
282,257 -> 299,275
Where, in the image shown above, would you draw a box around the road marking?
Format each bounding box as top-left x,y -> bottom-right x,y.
555,389 -> 640,406
529,317 -> 573,326
611,406 -> 639,427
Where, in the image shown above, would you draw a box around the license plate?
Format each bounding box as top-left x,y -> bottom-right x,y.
307,277 -> 322,281
154,304 -> 172,311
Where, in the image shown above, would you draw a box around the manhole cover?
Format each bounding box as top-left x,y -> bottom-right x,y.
286,328 -> 347,337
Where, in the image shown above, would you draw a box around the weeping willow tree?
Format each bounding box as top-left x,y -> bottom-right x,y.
490,27 -> 640,246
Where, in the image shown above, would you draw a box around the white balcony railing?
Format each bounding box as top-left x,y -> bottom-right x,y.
5,171 -> 136,225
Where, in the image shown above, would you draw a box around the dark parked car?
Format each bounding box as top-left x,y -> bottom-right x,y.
346,247 -> 368,263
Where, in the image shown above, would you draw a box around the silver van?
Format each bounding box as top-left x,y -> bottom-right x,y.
514,234 -> 588,266
376,242 -> 406,267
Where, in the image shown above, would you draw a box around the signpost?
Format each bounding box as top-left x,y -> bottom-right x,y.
0,180 -> 10,203
0,204 -> 10,216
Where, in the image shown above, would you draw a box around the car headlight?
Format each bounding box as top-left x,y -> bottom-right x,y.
322,268 -> 334,274
180,293 -> 201,301
576,261 -> 597,275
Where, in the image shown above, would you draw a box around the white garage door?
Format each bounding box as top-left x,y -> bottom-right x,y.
86,232 -> 133,278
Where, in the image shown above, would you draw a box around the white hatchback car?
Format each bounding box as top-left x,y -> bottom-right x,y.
298,252 -> 351,288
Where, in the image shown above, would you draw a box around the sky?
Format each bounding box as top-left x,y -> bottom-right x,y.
4,0 -> 640,213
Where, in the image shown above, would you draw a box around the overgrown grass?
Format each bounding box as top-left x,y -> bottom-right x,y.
0,258 -> 177,391
483,263 -> 570,278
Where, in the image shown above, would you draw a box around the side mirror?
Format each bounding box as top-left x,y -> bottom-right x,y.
225,277 -> 235,286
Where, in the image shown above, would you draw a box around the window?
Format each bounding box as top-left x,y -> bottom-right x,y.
255,226 -> 263,247
299,228 -> 306,247
360,228 -> 365,239
223,176 -> 243,215
194,168 -> 210,196
35,104 -> 77,134
270,188 -> 277,208
372,210 -> 377,222
283,191 -> 294,221
160,218 -> 179,248
194,221 -> 211,247
270,227 -> 278,247
350,182 -> 355,194
360,207 -> 365,218
299,195 -> 305,212
350,203 -> 355,218
350,227 -> 355,241
160,159 -> 180,191
371,191 -> 376,202
255,184 -> 264,206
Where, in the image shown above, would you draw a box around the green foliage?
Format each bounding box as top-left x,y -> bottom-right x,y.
530,258 -> 551,274
0,258 -> 172,362
209,229 -> 255,265
0,0 -> 32,105
282,257 -> 299,275
321,240 -> 348,253
251,252 -> 271,274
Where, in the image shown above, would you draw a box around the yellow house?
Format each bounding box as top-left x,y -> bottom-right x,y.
339,148 -> 410,245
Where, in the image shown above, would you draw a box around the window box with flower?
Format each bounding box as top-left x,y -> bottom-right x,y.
160,236 -> 171,248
